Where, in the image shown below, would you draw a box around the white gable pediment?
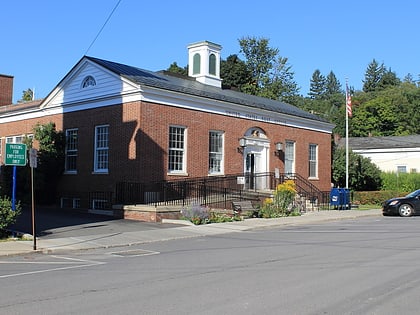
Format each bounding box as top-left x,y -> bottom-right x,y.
41,57 -> 140,111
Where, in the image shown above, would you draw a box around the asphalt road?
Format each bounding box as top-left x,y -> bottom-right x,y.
10,206 -> 182,239
2,215 -> 420,314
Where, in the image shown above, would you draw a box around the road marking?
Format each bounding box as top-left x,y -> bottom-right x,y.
109,249 -> 160,257
0,255 -> 105,279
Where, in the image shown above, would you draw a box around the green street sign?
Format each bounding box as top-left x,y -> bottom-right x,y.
5,143 -> 27,166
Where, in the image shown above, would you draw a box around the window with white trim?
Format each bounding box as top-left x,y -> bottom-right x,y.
168,126 -> 186,173
65,129 -> 78,173
309,144 -> 318,178
209,131 -> 223,174
285,140 -> 295,175
94,125 -> 109,173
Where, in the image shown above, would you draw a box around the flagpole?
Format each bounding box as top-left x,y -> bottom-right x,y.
345,99 -> 349,189
345,79 -> 351,189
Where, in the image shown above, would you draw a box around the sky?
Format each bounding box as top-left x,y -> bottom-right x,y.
1,0 -> 419,103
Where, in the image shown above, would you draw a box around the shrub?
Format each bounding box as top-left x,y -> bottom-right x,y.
0,196 -> 21,238
259,180 -> 299,218
353,190 -> 405,206
180,203 -> 209,225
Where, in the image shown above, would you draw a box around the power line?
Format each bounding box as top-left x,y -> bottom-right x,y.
84,0 -> 122,55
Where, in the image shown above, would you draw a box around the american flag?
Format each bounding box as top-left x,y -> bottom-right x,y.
346,83 -> 352,117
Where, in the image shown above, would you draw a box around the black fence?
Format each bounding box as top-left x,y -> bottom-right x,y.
115,172 -> 330,211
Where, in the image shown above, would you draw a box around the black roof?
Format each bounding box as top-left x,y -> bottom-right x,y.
337,135 -> 420,150
86,56 -> 328,123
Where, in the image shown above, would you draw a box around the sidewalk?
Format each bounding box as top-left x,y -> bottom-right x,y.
0,209 -> 382,257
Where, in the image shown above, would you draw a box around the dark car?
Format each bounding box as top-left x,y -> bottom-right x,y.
382,189 -> 420,217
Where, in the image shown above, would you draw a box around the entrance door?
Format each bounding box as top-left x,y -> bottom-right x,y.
245,153 -> 256,189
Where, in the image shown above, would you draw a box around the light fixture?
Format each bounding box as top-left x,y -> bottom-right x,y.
237,137 -> 246,153
275,142 -> 283,156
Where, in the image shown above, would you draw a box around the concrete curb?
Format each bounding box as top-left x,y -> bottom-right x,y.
0,209 -> 382,257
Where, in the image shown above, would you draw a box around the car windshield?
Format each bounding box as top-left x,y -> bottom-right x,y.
406,189 -> 420,198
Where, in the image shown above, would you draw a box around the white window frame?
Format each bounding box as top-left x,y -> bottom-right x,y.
284,140 -> 295,175
309,144 -> 318,178
65,128 -> 78,173
168,126 -> 186,174
208,130 -> 224,175
94,125 -> 109,173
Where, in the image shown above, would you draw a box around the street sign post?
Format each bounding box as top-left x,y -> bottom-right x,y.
5,143 -> 27,166
4,143 -> 27,211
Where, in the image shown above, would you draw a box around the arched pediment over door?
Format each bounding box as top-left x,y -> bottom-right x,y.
241,127 -> 270,190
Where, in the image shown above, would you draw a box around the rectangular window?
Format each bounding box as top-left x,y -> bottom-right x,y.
209,131 -> 224,174
285,140 -> 295,175
65,129 -> 78,173
94,125 -> 109,172
309,144 -> 318,178
168,126 -> 186,173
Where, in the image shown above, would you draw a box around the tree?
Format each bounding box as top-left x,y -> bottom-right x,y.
308,69 -> 326,99
18,88 -> 34,103
362,59 -> 385,92
332,147 -> 382,191
377,68 -> 400,90
220,54 -> 252,90
33,122 -> 65,205
238,36 -> 299,102
166,62 -> 188,76
325,71 -> 342,96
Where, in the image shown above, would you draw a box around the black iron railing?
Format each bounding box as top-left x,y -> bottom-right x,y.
115,172 -> 330,210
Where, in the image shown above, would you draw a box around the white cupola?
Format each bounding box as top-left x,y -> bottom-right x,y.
187,41 -> 222,88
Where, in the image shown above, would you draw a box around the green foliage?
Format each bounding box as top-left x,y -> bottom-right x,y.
260,180 -> 299,218
381,172 -> 420,192
181,203 -> 241,224
308,69 -> 326,99
363,59 -> 385,92
353,190 -> 402,206
0,196 -> 21,237
166,62 -> 188,76
181,203 -> 209,225
18,88 -> 34,103
238,36 -> 300,102
220,54 -> 252,90
332,147 -> 382,191
33,122 -> 65,204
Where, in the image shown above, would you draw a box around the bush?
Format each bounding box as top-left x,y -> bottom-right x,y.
180,203 -> 210,225
381,172 -> 420,192
259,180 -> 299,218
353,190 -> 406,206
0,196 -> 21,238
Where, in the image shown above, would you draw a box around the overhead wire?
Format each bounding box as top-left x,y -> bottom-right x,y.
84,0 -> 122,55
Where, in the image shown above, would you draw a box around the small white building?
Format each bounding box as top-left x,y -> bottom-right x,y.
337,135 -> 420,173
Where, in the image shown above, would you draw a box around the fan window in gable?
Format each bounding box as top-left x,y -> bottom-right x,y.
82,75 -> 96,88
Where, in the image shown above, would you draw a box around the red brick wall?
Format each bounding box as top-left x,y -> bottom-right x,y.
0,75 -> 13,106
0,99 -> 332,206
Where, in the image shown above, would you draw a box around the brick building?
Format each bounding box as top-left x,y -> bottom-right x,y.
0,41 -> 334,217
